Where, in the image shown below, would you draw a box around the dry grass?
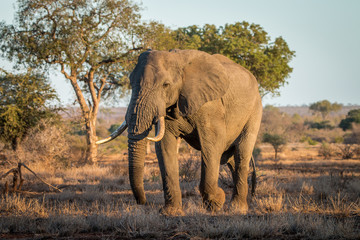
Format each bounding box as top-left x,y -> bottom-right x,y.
0,143 -> 359,239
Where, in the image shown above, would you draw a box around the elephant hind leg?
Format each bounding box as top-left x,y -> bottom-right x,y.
231,112 -> 261,212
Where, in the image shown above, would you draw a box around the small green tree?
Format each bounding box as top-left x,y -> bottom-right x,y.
309,100 -> 342,119
0,69 -> 59,150
339,109 -> 360,131
262,133 -> 286,161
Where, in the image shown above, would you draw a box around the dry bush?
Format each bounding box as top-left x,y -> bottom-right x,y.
300,181 -> 314,195
17,119 -> 70,168
144,166 -> 160,183
179,154 -> 201,182
254,194 -> 284,213
318,142 -> 336,159
337,144 -> 356,159
305,127 -> 345,143
344,123 -> 360,144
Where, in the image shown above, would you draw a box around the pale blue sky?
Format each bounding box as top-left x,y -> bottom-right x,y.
1,0 -> 360,106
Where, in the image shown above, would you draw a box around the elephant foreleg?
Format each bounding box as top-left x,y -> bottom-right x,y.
232,113 -> 261,212
155,128 -> 182,215
197,107 -> 227,211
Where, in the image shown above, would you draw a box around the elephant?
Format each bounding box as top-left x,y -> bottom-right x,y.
97,49 -> 262,214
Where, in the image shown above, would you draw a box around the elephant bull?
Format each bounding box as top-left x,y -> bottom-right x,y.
97,49 -> 262,214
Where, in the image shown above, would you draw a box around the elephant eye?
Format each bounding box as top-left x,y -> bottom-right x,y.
163,82 -> 170,88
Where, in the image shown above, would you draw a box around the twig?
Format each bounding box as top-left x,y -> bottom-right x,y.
0,168 -> 17,180
21,163 -> 62,193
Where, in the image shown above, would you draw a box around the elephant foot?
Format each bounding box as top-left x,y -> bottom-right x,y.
202,188 -> 226,212
159,205 -> 184,216
135,197 -> 147,205
229,198 -> 248,214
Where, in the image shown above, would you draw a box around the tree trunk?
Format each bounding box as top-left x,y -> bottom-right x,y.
85,114 -> 98,165
67,73 -> 100,165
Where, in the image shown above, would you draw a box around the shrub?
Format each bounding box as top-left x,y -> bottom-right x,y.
339,109 -> 360,130
0,69 -> 60,150
253,147 -> 262,160
17,119 -> 70,168
262,133 -> 286,160
344,123 -> 360,144
318,142 -> 335,159
337,145 -> 355,159
179,155 -> 201,182
334,136 -> 344,144
300,136 -> 318,145
307,120 -> 334,130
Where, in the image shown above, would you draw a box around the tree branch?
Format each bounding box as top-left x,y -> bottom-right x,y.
98,47 -> 143,66
21,163 -> 62,192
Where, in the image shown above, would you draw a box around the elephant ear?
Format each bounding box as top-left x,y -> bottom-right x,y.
178,53 -> 229,116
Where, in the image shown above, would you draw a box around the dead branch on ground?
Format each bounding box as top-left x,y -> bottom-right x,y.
0,162 -> 62,193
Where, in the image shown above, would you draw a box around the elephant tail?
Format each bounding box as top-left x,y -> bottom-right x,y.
250,155 -> 257,197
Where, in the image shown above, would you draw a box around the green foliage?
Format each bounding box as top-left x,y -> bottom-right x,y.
252,147 -> 262,160
0,69 -> 59,149
307,120 -> 334,130
334,136 -> 344,144
300,136 -> 318,145
339,109 -> 360,131
136,21 -> 179,51
174,22 -> 295,97
0,0 -> 144,97
309,100 -> 342,119
263,133 -> 287,149
0,0 -> 167,163
108,124 -> 122,134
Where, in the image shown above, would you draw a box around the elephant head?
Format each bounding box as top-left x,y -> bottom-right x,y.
97,49 -> 230,204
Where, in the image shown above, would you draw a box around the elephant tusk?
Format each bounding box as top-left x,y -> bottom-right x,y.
96,120 -> 128,145
147,117 -> 165,142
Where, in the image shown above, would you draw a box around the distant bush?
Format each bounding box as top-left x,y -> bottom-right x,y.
309,100 -> 342,119
253,147 -> 262,160
307,120 -> 334,130
262,133 -> 286,160
339,109 -> 360,131
344,124 -> 360,144
337,145 -> 355,159
318,142 -> 335,159
334,136 -> 344,144
300,136 -> 318,145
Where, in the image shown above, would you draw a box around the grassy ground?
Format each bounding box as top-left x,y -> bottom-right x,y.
0,143 -> 359,239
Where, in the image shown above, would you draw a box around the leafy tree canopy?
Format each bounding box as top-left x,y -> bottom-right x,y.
309,100 -> 342,119
0,0 -> 171,163
0,69 -> 59,150
173,22 -> 296,97
339,109 -> 360,131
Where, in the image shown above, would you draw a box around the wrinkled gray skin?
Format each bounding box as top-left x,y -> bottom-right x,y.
125,49 -> 262,213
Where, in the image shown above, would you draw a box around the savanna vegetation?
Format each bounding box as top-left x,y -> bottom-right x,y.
1,103 -> 359,239
0,0 -> 359,239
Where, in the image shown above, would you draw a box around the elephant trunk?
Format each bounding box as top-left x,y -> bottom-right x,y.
128,137 -> 147,204
126,87 -> 166,204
